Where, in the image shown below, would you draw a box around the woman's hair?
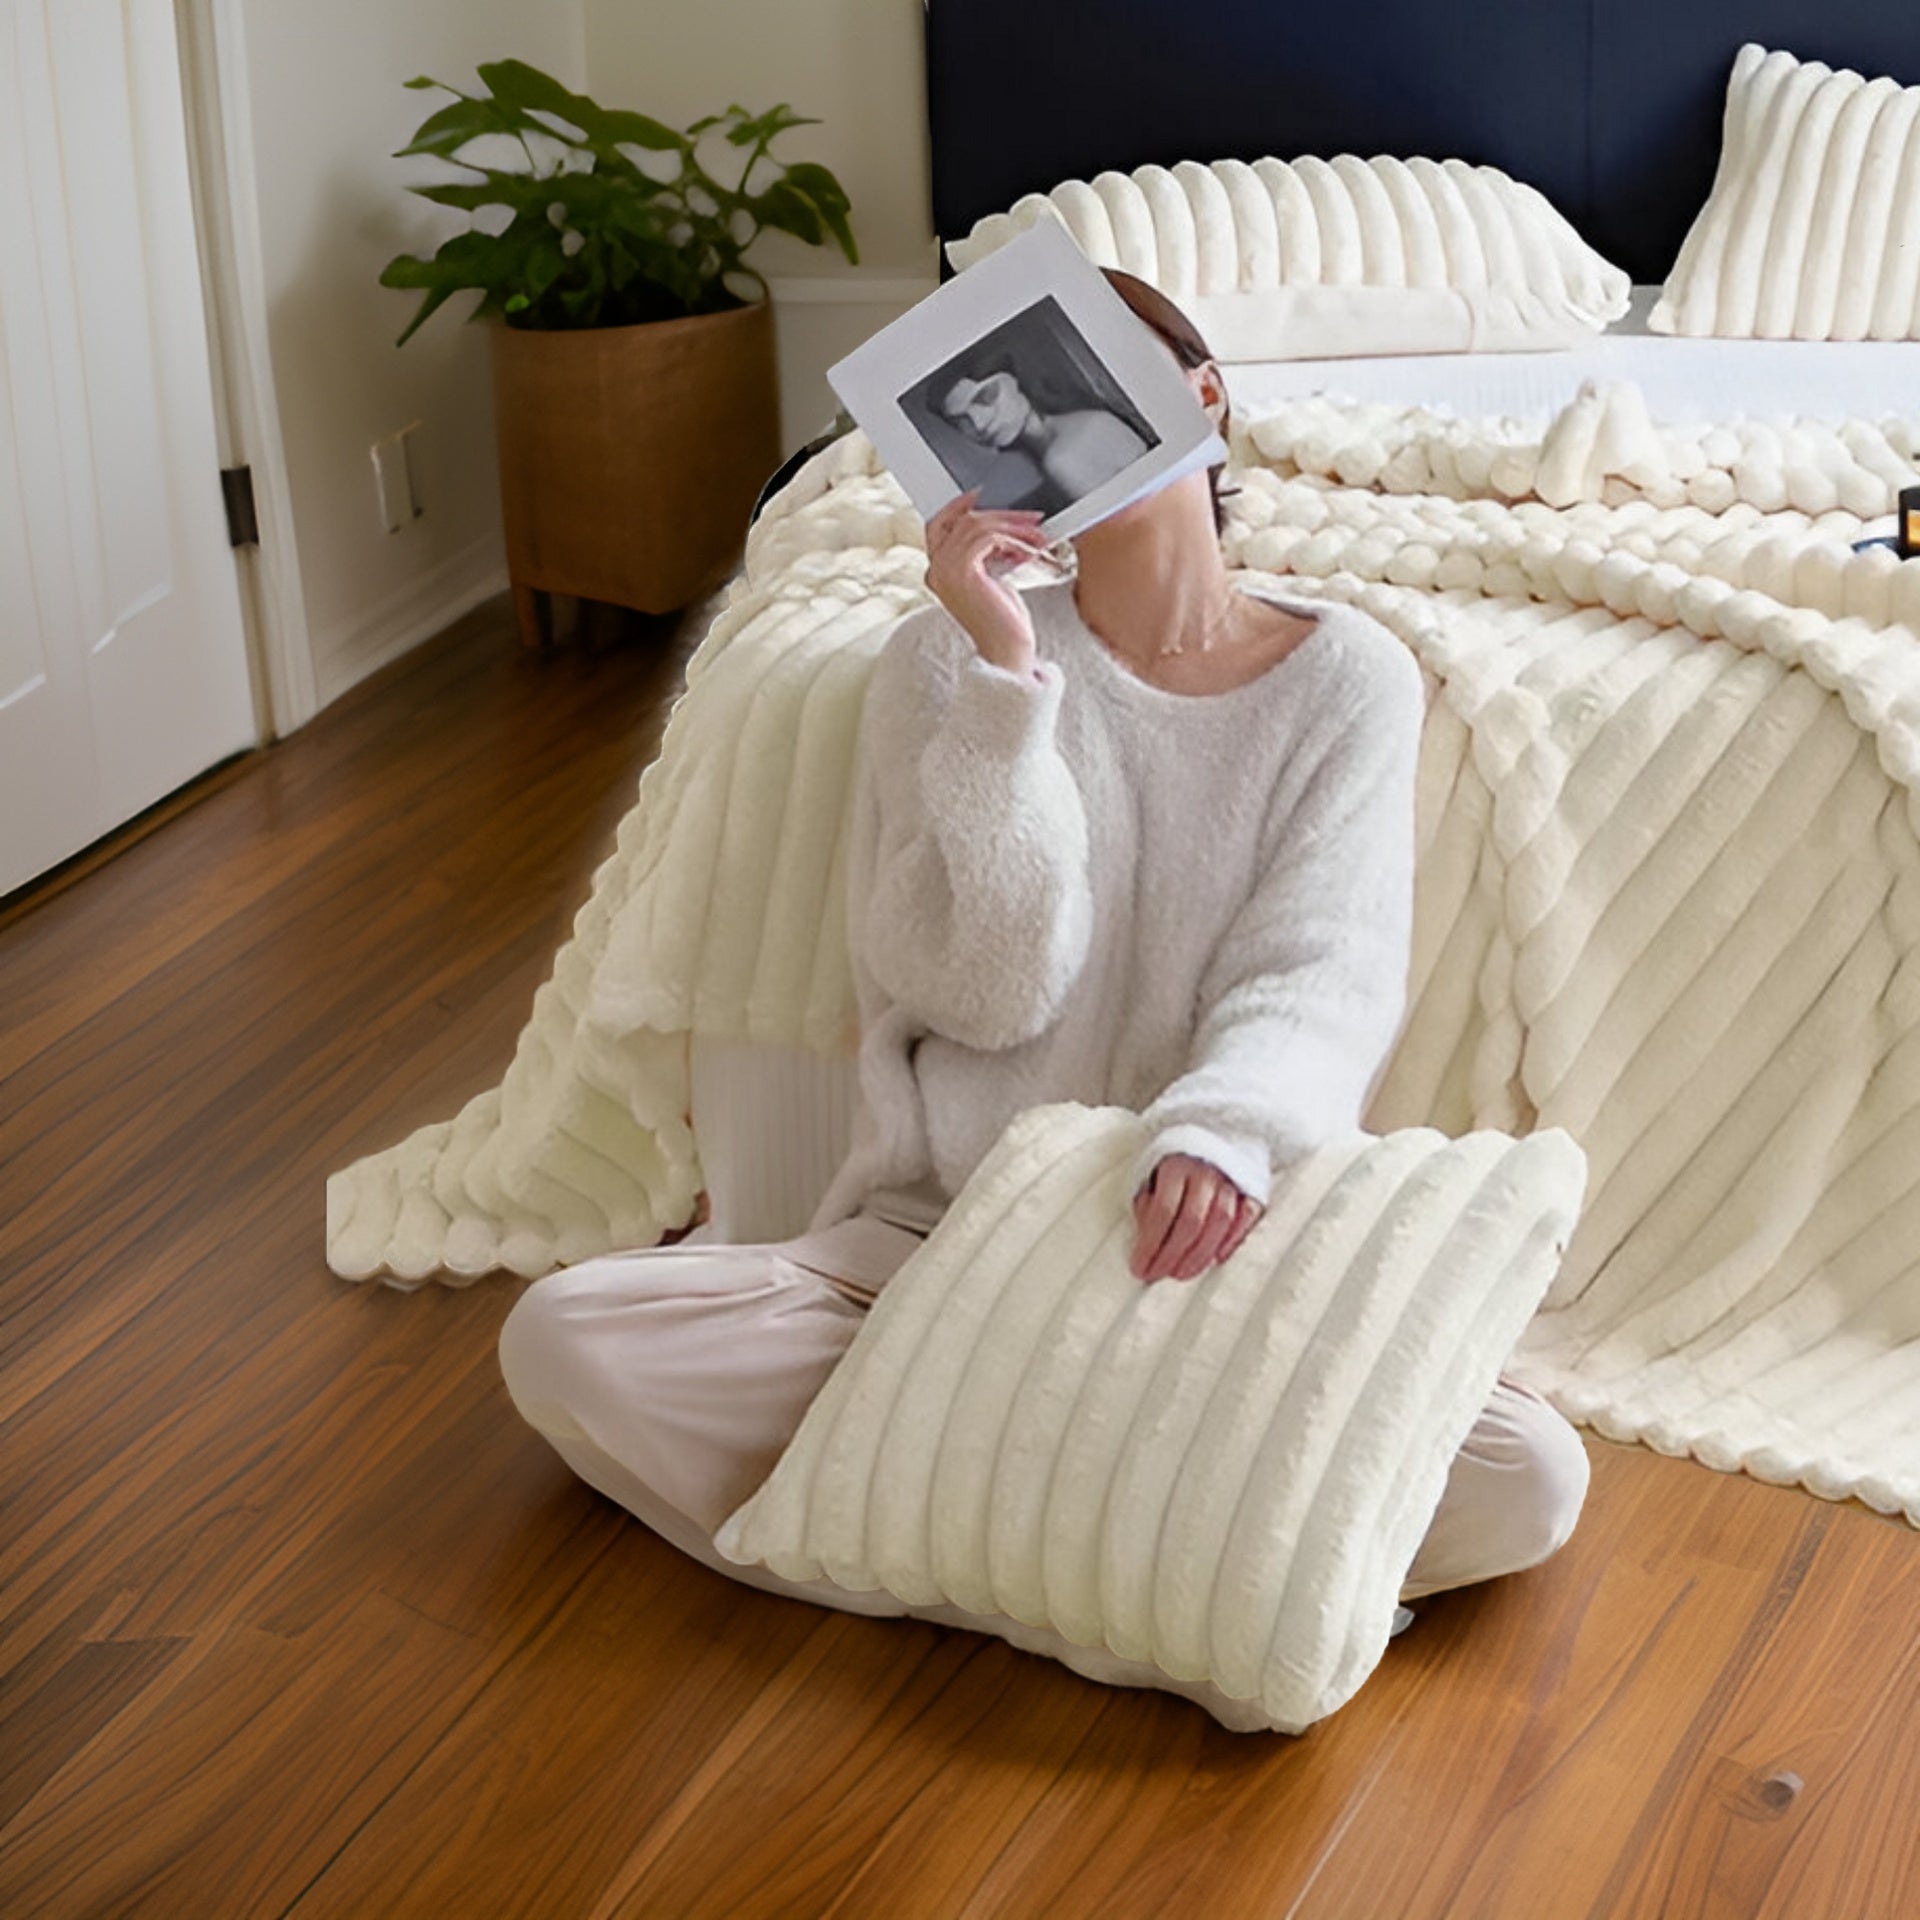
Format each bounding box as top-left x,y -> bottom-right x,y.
1100,269 -> 1234,536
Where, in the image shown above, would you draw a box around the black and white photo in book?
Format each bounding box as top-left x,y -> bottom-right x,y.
898,295 -> 1161,517
828,219 -> 1227,542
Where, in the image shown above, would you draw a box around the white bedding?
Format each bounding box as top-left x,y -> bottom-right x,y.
1226,288 -> 1920,450
327,378 -> 1920,1540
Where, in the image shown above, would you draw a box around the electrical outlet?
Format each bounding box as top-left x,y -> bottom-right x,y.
371,423 -> 424,532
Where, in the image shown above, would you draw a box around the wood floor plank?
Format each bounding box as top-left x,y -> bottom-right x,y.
592,1616 -> 1119,1920
4,595 -> 1918,1920
1613,1505 -> 1920,1918
0,619 -> 684,1400
275,1541 -> 876,1920
246,1359 -> 622,1643
0,1289 -> 501,1673
0,1593 -> 187,1832
0,1588 -> 507,1920
0,930 -> 556,1429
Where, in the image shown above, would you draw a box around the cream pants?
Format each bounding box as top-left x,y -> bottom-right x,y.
499,1214 -> 1592,1719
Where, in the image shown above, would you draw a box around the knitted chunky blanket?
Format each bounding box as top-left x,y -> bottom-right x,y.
328,380 -> 1920,1529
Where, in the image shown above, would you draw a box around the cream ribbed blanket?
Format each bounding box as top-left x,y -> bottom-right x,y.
327,384 -> 1920,1529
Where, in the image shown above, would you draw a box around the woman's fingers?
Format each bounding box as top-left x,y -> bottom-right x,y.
924,489 -> 981,540
1152,1176 -> 1216,1279
1219,1194 -> 1264,1263
1129,1164 -> 1187,1279
926,501 -> 1044,559
928,522 -> 1055,592
1171,1181 -> 1243,1280
931,515 -> 1048,566
1132,1158 -> 1263,1283
921,493 -> 1053,677
979,535 -> 1055,578
1133,1160 -> 1215,1281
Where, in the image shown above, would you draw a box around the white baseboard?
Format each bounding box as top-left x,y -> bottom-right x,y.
311,533 -> 509,711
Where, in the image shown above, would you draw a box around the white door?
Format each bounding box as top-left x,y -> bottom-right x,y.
1,0 -> 257,896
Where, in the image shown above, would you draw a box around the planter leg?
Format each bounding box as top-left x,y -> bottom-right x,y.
512,578 -> 554,649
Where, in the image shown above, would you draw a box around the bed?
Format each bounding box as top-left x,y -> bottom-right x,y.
326,6 -> 1920,1730
1224,287 -> 1920,429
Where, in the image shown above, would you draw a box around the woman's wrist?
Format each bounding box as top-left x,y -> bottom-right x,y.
971,635 -> 1040,680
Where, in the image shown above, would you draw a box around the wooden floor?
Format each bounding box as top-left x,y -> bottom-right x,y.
3,596 -> 1918,1920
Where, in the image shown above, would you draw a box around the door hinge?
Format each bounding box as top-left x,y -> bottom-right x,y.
220,465 -> 259,548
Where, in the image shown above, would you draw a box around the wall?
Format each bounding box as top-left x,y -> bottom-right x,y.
238,0 -> 939,720
238,0 -> 586,709
583,0 -> 940,453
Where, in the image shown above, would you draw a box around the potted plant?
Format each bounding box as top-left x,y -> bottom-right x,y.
380,60 -> 857,641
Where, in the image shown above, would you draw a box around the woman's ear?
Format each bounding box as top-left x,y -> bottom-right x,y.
1191,360 -> 1228,423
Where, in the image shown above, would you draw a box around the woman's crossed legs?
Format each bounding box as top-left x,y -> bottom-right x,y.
499,1229 -> 1590,1630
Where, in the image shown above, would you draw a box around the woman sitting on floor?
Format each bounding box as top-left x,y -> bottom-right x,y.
498,271 -> 1590,1665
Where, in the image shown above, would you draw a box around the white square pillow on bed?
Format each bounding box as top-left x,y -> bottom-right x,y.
944,156 -> 1631,359
715,1103 -> 1588,1735
1651,44 -> 1920,339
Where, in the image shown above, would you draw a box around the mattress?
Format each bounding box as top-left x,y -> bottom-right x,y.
1224,287 -> 1919,438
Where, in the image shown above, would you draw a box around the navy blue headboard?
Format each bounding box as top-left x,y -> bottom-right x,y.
926,3 -> 1920,284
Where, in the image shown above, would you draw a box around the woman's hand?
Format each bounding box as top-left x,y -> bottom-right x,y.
922,490 -> 1054,678
1130,1154 -> 1264,1283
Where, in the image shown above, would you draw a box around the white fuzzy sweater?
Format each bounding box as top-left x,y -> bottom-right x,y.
810,578 -> 1428,1231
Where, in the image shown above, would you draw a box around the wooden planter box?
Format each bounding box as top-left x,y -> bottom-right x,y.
491,300 -> 780,642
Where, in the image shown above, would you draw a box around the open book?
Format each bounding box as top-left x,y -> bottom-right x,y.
827,221 -> 1228,542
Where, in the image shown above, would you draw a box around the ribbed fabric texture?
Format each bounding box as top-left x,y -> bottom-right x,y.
687,1035 -> 858,1245
946,155 -> 1631,354
714,1105 -> 1587,1734
328,394 -> 1920,1535
1652,44 -> 1920,340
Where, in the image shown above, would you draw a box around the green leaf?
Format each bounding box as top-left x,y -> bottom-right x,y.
379,244 -> 484,343
476,59 -> 589,124
405,176 -> 534,212
594,107 -> 688,152
781,160 -> 858,263
522,236 -> 568,301
749,179 -> 822,246
395,93 -> 525,160
724,102 -> 815,147
392,284 -> 464,346
782,160 -> 848,205
478,59 -> 686,154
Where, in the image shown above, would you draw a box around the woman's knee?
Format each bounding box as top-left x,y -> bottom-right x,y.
499,1238 -> 870,1537
498,1246 -> 768,1432
1492,1389 -> 1591,1573
1401,1381 -> 1591,1601
498,1260 -> 620,1438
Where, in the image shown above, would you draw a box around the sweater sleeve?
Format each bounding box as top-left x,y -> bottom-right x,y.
1130,640 -> 1425,1208
855,615 -> 1094,1051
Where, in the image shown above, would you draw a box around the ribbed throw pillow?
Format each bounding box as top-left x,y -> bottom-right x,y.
1651,44 -> 1920,340
945,156 -> 1631,359
714,1104 -> 1588,1734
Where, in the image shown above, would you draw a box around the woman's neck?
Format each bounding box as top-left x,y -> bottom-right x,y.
1069,474 -> 1240,670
